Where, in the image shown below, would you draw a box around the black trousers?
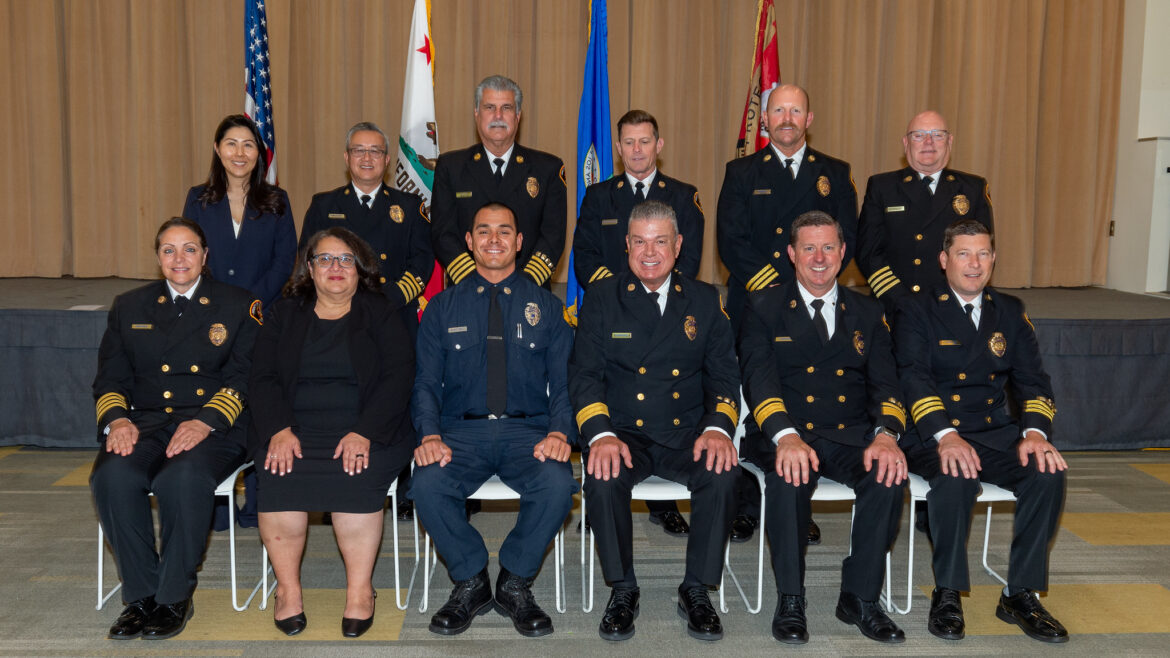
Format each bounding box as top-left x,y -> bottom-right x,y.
584,432 -> 738,589
91,427 -> 244,604
905,440 -> 1066,592
751,437 -> 904,600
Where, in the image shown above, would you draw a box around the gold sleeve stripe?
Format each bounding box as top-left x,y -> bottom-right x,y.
867,267 -> 901,297
1024,400 -> 1056,420
910,397 -> 947,423
95,392 -> 128,422
589,266 -> 613,283
575,402 -> 610,430
448,254 -> 476,283
525,256 -> 553,277
208,391 -> 243,414
523,263 -> 550,284
746,264 -> 780,291
396,272 -> 424,301
715,402 -> 739,426
752,397 -> 787,425
880,402 -> 907,426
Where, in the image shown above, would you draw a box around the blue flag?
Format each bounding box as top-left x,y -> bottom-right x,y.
566,0 -> 613,326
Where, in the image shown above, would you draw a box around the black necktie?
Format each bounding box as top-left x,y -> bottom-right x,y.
810,298 -> 829,344
486,286 -> 507,415
922,175 -> 934,195
493,157 -> 505,183
964,303 -> 976,328
360,194 -> 372,209
634,181 -> 645,201
173,295 -> 189,316
648,290 -> 661,316
783,158 -> 795,179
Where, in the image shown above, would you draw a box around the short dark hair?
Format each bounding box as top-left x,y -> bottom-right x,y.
154,217 -> 207,251
283,227 -> 382,300
943,219 -> 994,252
196,114 -> 286,218
616,109 -> 659,139
628,199 -> 679,235
472,202 -> 518,230
789,210 -> 843,246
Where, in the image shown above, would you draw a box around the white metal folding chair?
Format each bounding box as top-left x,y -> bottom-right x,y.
883,473 -> 1018,614
417,475 -> 567,614
386,478 -> 422,611
97,461 -> 271,612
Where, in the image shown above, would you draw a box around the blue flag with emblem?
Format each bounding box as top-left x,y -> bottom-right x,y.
566,0 -> 613,327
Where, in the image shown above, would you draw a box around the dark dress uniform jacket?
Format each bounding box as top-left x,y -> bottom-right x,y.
183,185 -> 297,309
300,184 -> 433,312
94,278 -> 262,444
717,147 -> 857,320
893,286 -> 1055,452
411,270 -> 575,441
247,290 -> 416,463
858,167 -> 993,316
431,144 -> 567,286
569,272 -> 740,448
573,173 -> 705,284
738,281 -> 905,463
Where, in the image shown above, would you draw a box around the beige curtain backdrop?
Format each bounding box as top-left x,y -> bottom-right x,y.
0,0 -> 1122,288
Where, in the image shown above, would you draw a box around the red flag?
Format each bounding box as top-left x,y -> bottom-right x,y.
735,0 -> 781,158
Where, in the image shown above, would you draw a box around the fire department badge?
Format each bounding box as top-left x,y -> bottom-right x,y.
209,323 -> 228,346
817,175 -> 831,197
952,194 -> 970,216
524,302 -> 540,326
684,315 -> 698,341
989,332 -> 1007,357
853,330 -> 865,355
389,205 -> 404,223
526,177 -> 539,198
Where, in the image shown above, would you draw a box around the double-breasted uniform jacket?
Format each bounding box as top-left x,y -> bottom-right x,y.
247,290 -> 416,462
182,185 -> 297,309
738,280 -> 906,462
716,146 -> 857,320
300,184 -> 433,312
93,278 -> 262,444
411,269 -> 575,441
569,272 -> 740,449
431,144 -> 567,286
893,286 -> 1055,452
573,172 -> 706,284
858,167 -> 993,316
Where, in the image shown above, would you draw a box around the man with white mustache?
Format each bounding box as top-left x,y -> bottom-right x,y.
431,75 -> 567,289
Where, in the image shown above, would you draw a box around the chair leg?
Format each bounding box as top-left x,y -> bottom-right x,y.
224,477 -> 267,612
882,497 -> 915,615
724,484 -> 766,614
981,502 -> 1007,586
97,523 -> 122,610
554,526 -> 566,613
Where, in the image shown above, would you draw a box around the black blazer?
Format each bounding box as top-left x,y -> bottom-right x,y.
247,290 -> 415,460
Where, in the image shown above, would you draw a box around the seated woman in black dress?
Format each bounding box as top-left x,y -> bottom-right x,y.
91,217 -> 261,640
249,227 -> 415,638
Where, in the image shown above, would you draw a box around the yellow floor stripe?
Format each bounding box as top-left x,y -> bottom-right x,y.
53,463 -> 93,486
0,446 -> 21,460
181,588 -> 405,641
1061,512 -> 1170,545
953,584 -> 1170,635
1131,463 -> 1170,485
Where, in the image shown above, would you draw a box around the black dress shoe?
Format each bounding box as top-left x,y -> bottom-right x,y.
995,590 -> 1069,643
730,514 -> 758,543
806,519 -> 821,545
141,598 -> 193,640
342,590 -> 375,638
928,587 -> 965,640
771,594 -> 808,644
396,499 -> 414,522
494,566 -> 552,637
274,611 -> 307,636
107,596 -> 156,640
599,588 -> 639,641
649,510 -> 690,537
677,584 -> 722,641
835,591 -> 905,643
429,568 -> 493,635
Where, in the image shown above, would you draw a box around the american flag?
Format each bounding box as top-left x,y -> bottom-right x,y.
244,0 -> 277,184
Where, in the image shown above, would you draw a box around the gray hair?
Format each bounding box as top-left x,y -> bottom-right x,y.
345,121 -> 389,151
474,75 -> 523,113
628,200 -> 679,236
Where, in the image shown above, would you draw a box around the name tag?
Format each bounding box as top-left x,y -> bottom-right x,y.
611,332 -> 632,339
455,191 -> 473,199
753,189 -> 771,195
938,339 -> 960,346
131,323 -> 153,330
601,218 -> 619,226
885,205 -> 905,212
328,213 -> 346,219
447,326 -> 468,333
774,336 -> 792,342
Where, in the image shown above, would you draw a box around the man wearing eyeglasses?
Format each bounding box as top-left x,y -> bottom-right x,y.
857,111 -> 994,318
301,121 -> 434,324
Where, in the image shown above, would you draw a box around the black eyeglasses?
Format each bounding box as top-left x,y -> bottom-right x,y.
310,253 -> 357,268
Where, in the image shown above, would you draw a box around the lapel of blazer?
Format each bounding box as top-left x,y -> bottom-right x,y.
500,144 -> 530,197
164,279 -> 211,352
619,273 -> 663,351
615,176 -> 637,218
644,278 -> 690,355
963,289 -> 999,370
817,288 -> 850,361
933,288 -> 979,351
925,169 -> 955,224
278,298 -> 314,391
780,281 -> 821,350
466,146 -> 498,199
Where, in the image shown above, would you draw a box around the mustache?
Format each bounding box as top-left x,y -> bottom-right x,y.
489,120 -> 510,129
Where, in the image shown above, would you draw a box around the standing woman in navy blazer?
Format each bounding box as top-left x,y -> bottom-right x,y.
183,114 -> 297,310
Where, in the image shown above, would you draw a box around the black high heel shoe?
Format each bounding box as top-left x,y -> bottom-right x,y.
341,590 -> 376,638
273,595 -> 307,636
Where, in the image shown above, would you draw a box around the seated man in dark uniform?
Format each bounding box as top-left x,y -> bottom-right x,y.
411,202 -> 578,638
738,211 -> 908,645
570,200 -> 741,642
893,219 -> 1068,643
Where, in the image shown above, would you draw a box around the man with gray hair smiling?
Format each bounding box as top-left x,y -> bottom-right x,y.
431,75 -> 567,289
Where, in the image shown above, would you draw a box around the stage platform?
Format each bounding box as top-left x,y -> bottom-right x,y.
2,277 -> 1168,450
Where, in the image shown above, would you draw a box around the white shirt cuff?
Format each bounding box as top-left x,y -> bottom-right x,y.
771,428 -> 800,445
